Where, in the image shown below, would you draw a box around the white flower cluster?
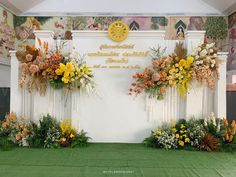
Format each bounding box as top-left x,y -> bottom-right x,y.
153,130 -> 177,149
192,43 -> 217,68
204,112 -> 221,133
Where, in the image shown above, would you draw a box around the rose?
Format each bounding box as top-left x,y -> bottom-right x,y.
29,64 -> 39,74
25,54 -> 33,62
152,73 -> 160,81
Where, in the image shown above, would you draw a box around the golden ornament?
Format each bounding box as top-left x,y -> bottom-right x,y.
108,21 -> 129,42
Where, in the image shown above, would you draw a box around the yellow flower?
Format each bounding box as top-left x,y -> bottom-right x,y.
62,77 -> 69,84
61,138 -> 66,142
64,71 -> 70,77
70,133 -> 75,138
66,62 -> 74,72
180,124 -> 185,129
172,128 -> 177,133
186,57 -> 194,65
154,130 -> 162,136
176,134 -> 180,138
179,59 -> 186,67
178,140 -> 184,146
185,138 -> 190,143
55,63 -> 66,75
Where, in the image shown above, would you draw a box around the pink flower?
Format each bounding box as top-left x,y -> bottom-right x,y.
39,63 -> 45,70
29,64 -> 39,74
25,54 -> 33,62
36,56 -> 43,62
152,73 -> 160,81
146,66 -> 154,74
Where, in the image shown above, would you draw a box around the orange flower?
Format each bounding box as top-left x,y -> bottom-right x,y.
231,120 -> 235,128
229,135 -> 234,142
2,122 -> 7,128
15,133 -> 22,141
223,118 -> 228,126
8,112 -> 17,122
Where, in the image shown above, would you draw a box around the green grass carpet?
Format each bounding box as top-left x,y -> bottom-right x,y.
0,143 -> 236,177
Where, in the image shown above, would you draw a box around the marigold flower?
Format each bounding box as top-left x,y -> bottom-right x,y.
178,140 -> 184,146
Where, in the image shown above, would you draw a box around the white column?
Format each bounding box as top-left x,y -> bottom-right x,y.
10,50 -> 22,116
185,31 -> 205,54
215,52 -> 228,118
185,31 -> 206,119
31,30 -> 55,122
34,30 -> 54,48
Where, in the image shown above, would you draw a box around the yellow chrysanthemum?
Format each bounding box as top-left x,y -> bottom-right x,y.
178,140 -> 184,146
185,138 -> 190,143
179,59 -> 186,68
176,134 -> 180,138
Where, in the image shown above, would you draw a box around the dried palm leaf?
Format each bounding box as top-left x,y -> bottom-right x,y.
174,42 -> 187,59
200,133 -> 219,152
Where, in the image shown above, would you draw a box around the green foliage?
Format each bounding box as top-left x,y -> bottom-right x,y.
50,79 -> 64,89
0,136 -> 16,151
44,127 -> 61,148
28,114 -> 59,147
143,133 -> 159,148
204,17 -> 227,40
71,130 -> 90,148
150,46 -> 167,60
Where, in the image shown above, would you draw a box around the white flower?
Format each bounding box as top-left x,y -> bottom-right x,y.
211,60 -> 215,64
200,49 -> 207,57
217,123 -> 221,133
213,53 -> 217,57
209,49 -> 214,54
198,47 -> 202,52
211,64 -> 215,68
195,55 -> 199,59
206,56 -> 211,61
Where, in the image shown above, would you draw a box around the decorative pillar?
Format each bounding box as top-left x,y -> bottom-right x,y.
10,50 -> 22,116
215,52 -> 228,118
185,31 -> 205,119
185,31 -> 205,53
32,30 -> 55,122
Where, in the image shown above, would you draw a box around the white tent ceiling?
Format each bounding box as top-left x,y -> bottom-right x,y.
1,0 -> 236,16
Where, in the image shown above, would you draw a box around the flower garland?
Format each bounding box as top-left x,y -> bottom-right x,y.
129,42 -> 219,99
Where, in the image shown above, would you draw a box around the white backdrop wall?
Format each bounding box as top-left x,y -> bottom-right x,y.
10,30 -> 227,143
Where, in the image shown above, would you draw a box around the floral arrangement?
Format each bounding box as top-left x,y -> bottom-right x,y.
0,113 -> 30,147
53,52 -> 95,92
144,113 -> 236,152
191,43 -> 219,88
16,39 -> 96,95
59,119 -> 77,147
129,42 -> 219,99
0,113 -> 89,149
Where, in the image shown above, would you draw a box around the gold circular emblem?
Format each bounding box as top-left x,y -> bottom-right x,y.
108,21 -> 129,42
